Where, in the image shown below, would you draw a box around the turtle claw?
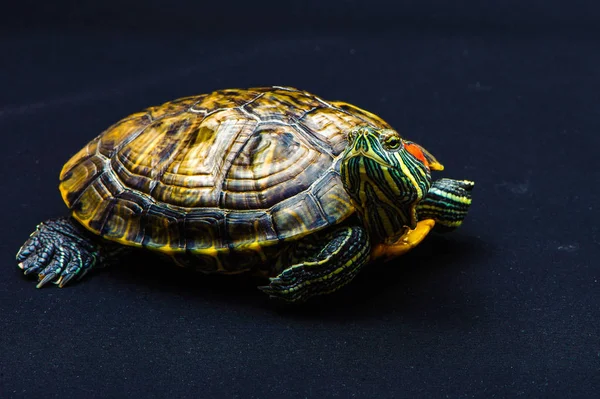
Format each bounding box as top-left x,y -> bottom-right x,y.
258,277 -> 284,295
268,276 -> 285,287
17,217 -> 100,288
36,272 -> 58,288
23,264 -> 41,276
260,272 -> 294,290
257,266 -> 308,302
56,273 -> 76,288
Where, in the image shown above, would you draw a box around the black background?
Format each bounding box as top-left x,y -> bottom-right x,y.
1,1 -> 599,398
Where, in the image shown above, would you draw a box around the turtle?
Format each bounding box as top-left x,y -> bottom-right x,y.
16,86 -> 474,303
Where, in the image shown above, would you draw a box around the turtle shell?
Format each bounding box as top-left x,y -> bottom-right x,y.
59,86 -> 393,256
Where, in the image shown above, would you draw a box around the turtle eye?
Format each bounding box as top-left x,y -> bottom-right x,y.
347,129 -> 358,144
383,134 -> 402,151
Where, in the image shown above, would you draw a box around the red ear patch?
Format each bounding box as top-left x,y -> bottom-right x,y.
404,143 -> 428,166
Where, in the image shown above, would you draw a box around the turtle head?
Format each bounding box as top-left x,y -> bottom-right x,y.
340,126 -> 443,242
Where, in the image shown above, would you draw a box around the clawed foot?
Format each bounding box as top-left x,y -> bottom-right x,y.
258,264 -> 313,302
16,217 -> 99,288
258,226 -> 371,303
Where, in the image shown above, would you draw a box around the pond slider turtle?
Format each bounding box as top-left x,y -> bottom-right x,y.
17,86 -> 474,302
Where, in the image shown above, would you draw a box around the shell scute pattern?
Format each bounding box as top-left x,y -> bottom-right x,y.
329,101 -> 393,130
59,87 -> 390,255
243,88 -> 324,123
270,190 -> 330,239
97,113 -> 151,158
100,190 -> 146,244
221,122 -> 333,209
225,211 -> 278,248
191,88 -> 268,115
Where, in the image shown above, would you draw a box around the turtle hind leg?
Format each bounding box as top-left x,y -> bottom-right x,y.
16,216 -> 115,288
258,226 -> 371,303
416,178 -> 474,233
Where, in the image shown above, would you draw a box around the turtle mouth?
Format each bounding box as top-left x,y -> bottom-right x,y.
345,148 -> 394,168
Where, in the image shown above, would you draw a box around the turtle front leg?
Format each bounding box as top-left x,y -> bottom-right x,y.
416,178 -> 474,232
372,177 -> 474,262
16,217 -> 118,288
258,226 -> 371,303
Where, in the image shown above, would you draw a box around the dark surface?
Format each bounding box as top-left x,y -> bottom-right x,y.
1,2 -> 599,398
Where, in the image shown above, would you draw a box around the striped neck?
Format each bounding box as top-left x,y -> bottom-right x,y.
340,127 -> 433,243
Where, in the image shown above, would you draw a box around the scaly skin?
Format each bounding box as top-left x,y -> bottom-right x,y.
17,217 -> 109,288
259,226 -> 371,302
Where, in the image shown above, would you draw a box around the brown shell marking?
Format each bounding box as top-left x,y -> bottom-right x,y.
59,87 -> 393,256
